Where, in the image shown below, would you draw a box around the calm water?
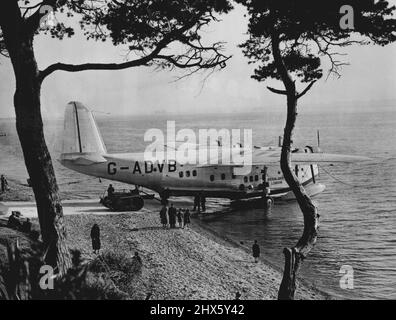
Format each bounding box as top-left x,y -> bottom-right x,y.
1,110 -> 395,299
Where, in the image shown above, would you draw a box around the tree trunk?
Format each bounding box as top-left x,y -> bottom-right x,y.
270,33 -> 320,300
0,3 -> 71,274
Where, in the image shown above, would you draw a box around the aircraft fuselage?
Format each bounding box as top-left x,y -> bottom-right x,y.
60,152 -> 319,200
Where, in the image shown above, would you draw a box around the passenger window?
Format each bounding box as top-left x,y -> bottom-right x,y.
249,176 -> 253,182
210,175 -> 215,182
179,172 -> 183,178
255,175 -> 259,181
192,170 -> 197,177
186,171 -> 191,177
221,173 -> 226,180
244,176 -> 248,183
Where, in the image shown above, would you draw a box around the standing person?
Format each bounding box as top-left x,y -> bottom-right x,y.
168,203 -> 177,228
193,194 -> 201,212
183,209 -> 191,228
252,240 -> 260,263
177,209 -> 183,228
160,205 -> 168,228
22,218 -> 32,233
132,251 -> 142,264
200,194 -> 206,212
131,252 -> 143,274
90,223 -> 101,254
107,184 -> 115,198
1,175 -> 8,193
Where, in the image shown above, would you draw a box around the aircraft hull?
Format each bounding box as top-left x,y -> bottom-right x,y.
60,157 -> 322,201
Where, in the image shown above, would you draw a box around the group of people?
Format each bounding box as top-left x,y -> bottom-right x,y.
193,194 -> 206,212
160,203 -> 191,229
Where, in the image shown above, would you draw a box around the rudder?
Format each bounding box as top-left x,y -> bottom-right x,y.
61,101 -> 107,156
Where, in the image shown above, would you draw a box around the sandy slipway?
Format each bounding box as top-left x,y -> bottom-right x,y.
64,211 -> 324,299
0,199 -> 325,300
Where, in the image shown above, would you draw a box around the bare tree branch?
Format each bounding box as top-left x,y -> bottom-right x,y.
157,52 -> 230,69
297,80 -> 316,99
39,55 -> 153,80
267,86 -> 287,95
39,8 -> 231,81
312,37 -> 352,79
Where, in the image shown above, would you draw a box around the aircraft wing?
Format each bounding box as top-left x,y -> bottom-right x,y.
252,149 -> 371,165
288,153 -> 371,164
197,148 -> 371,167
252,150 -> 371,165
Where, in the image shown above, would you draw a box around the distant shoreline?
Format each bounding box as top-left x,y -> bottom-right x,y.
1,105 -> 396,121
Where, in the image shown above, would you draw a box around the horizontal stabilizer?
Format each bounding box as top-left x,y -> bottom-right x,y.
60,152 -> 107,166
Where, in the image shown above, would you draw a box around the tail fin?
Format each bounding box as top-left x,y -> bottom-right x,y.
61,101 -> 107,156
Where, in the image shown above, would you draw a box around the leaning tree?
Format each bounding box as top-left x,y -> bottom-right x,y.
0,0 -> 232,273
237,0 -> 396,299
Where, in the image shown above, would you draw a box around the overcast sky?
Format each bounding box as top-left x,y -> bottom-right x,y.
1,3 -> 396,118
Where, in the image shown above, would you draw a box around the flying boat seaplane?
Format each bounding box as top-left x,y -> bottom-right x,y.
59,102 -> 370,211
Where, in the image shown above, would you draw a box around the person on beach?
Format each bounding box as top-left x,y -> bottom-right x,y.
107,184 -> 115,198
131,252 -> 143,274
193,194 -> 201,212
22,218 -> 32,233
252,240 -> 260,263
132,251 -> 142,264
1,175 -> 9,193
168,203 -> 177,228
183,209 -> 191,228
90,223 -> 101,254
200,194 -> 206,212
177,208 -> 183,228
160,205 -> 168,228
7,212 -> 22,230
193,192 -> 206,212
